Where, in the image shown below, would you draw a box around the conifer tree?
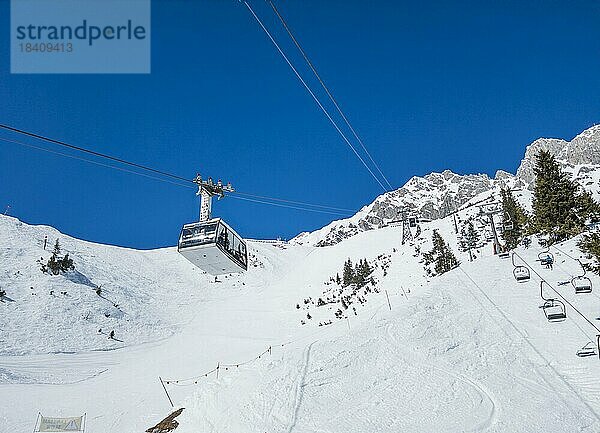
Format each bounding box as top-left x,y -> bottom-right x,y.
531,150 -> 597,243
577,233 -> 600,276
423,230 -> 460,275
459,220 -> 481,262
354,259 -> 373,287
47,239 -> 62,275
500,188 -> 528,250
342,259 -> 354,287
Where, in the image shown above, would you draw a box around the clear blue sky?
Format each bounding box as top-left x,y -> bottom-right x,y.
1,0 -> 599,248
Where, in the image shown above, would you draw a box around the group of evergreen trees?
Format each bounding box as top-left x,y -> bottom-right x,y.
340,258 -> 373,288
42,239 -> 75,275
498,149 -> 600,274
424,230 -> 460,275
496,150 -> 600,248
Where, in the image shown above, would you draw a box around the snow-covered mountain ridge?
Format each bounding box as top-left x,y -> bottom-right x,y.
294,124 -> 600,247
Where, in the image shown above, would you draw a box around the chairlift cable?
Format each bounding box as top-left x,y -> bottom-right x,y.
266,0 -> 393,190
0,127 -> 355,214
240,0 -> 388,192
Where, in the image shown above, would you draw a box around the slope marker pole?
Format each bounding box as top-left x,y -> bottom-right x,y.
159,376 -> 174,408
385,290 -> 392,311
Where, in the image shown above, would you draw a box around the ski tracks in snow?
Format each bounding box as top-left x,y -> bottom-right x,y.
286,342 -> 314,433
385,323 -> 498,432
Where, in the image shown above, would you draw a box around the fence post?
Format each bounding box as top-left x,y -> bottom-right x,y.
159,376 -> 174,408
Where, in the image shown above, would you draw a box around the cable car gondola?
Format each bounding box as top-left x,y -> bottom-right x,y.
179,218 -> 247,274
511,253 -> 530,282
178,174 -> 248,275
572,259 -> 592,294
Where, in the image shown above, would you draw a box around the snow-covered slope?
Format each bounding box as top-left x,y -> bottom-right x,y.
0,215 -> 212,356
295,124 -> 600,247
3,208 -> 600,432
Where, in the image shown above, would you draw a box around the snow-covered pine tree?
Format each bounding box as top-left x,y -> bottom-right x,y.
578,191 -> 600,224
354,259 -> 373,287
423,230 -> 460,275
500,188 -> 528,250
47,239 -> 62,275
577,233 -> 600,276
342,259 -> 354,287
531,150 -> 598,243
459,220 -> 481,262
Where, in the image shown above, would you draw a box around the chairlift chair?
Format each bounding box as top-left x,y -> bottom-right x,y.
538,251 -> 554,267
576,341 -> 597,358
572,276 -> 592,294
539,281 -> 566,322
542,299 -> 567,322
513,266 -> 531,282
571,259 -> 593,294
511,253 -> 531,282
502,212 -> 514,231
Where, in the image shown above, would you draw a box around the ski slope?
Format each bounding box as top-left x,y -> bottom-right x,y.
2,213 -> 600,432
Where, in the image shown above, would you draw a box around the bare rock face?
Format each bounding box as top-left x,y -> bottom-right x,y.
515,125 -> 600,186
294,124 -> 600,247
146,408 -> 184,433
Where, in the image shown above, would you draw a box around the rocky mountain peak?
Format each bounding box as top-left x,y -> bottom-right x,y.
294,124 -> 600,246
